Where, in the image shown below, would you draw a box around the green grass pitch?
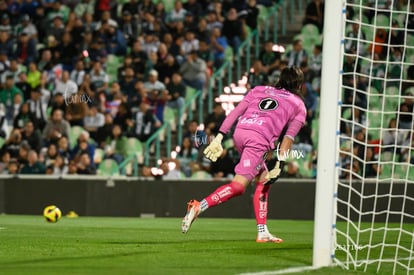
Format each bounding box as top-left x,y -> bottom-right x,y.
0,215 -> 403,275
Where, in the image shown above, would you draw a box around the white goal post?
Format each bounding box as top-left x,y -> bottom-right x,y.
313,0 -> 414,274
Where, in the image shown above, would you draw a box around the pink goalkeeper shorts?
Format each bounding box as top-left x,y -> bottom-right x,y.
232,127 -> 271,181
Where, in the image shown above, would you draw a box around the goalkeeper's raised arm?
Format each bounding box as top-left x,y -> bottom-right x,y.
183,66 -> 307,243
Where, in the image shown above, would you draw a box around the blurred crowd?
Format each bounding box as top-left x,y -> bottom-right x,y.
0,0 -> 279,176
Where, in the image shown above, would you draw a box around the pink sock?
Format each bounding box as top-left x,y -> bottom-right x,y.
254,180 -> 271,225
204,181 -> 245,208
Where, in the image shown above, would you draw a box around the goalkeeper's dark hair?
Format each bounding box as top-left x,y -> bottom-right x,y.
274,66 -> 304,96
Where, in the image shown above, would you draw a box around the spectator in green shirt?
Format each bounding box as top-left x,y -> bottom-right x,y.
0,74 -> 24,107
20,150 -> 46,174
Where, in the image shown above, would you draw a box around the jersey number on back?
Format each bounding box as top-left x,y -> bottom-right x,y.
259,98 -> 278,111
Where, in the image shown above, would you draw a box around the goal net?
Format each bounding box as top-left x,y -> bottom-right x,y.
334,0 -> 414,273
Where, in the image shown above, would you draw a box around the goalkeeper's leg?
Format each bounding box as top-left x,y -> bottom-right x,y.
181,175 -> 249,233
254,172 -> 283,243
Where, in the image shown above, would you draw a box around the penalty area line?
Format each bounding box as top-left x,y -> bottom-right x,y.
237,266 -> 317,275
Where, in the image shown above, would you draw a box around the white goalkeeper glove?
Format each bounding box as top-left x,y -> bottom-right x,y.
264,159 -> 285,185
203,133 -> 224,162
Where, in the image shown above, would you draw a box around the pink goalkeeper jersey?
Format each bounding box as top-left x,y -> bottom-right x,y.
219,86 -> 307,149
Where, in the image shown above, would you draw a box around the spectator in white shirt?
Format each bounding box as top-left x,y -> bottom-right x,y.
83,105 -> 105,140
90,61 -> 109,93
70,59 -> 86,87
54,70 -> 78,99
181,30 -> 199,57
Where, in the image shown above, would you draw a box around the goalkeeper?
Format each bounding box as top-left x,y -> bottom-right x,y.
182,67 -> 307,242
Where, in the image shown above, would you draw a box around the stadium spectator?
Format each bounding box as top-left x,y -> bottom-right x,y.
182,30 -> 199,57
382,118 -> 407,153
54,70 -> 78,99
5,159 -> 19,175
245,0 -> 259,31
209,27 -> 227,70
345,20 -> 367,56
71,131 -> 95,164
42,109 -> 70,144
303,0 -> 324,32
0,14 -> 12,34
0,75 -> 23,121
15,15 -> 38,41
195,18 -> 209,43
177,136 -> 198,177
144,69 -> 167,121
20,150 -> 45,174
184,0 -> 202,22
104,25 -> 127,56
44,143 -> 58,167
259,40 -> 281,74
57,136 -> 71,162
96,112 -> 114,148
155,54 -> 179,84
183,12 -> 197,33
17,142 -> 30,167
2,59 -> 21,83
37,49 -> 53,72
106,124 -> 128,158
119,67 -> 137,98
281,161 -> 303,178
308,45 -> 323,79
130,40 -> 148,80
49,92 -> 67,117
398,93 -> 414,129
196,40 -> 214,75
21,120 -> 42,153
204,104 -> 226,136
119,10 -> 139,46
179,50 -> 207,91
134,101 -> 160,142
90,61 -> 109,94
76,152 -> 96,175
14,103 -> 34,129
14,32 -> 37,66
248,60 -> 268,89
26,62 -> 41,90
222,8 -> 244,54
209,149 -> 236,179
166,72 -> 186,113
65,91 -> 89,126
0,50 -> 9,77
16,71 -> 32,104
0,31 -> 12,57
284,39 -> 308,68
70,59 -> 86,87
113,102 -> 133,133
47,14 -> 65,42
0,150 -> 10,174
83,105 -> 105,140
56,31 -> 77,71
165,0 -> 187,29
52,154 -> 68,175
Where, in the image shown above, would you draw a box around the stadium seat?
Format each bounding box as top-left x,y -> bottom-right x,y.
0,137 -> 4,148
223,139 -> 234,149
374,14 -> 390,28
191,171 -> 212,180
94,148 -> 104,164
126,137 -> 144,164
69,126 -> 85,148
301,24 -> 320,37
106,54 -> 121,83
225,47 -> 233,62
97,159 -> 120,176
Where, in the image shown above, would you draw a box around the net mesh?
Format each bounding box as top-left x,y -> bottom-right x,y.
335,0 -> 414,274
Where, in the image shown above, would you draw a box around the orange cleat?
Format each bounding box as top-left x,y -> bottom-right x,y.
181,199 -> 201,233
